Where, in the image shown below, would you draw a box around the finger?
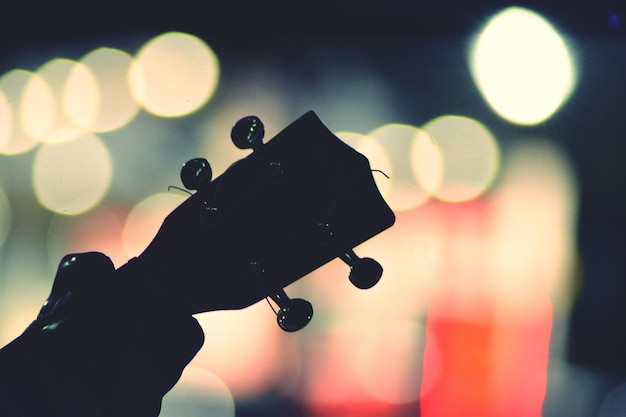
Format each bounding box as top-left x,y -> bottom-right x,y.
50,252 -> 115,296
38,252 -> 115,319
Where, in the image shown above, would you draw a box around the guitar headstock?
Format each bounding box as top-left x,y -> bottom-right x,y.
118,111 -> 395,331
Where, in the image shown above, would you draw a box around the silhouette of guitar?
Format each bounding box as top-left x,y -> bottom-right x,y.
116,111 -> 395,331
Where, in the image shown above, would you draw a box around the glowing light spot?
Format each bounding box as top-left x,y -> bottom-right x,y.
65,48 -> 140,132
421,295 -> 553,417
122,193 -> 186,258
311,208 -> 449,320
469,7 -> 576,125
0,70 -> 40,154
30,59 -> 88,144
130,32 -> 220,117
420,115 -> 499,202
160,367 -> 235,417
0,188 -> 12,248
32,130 -> 112,215
354,320 -> 428,404
490,139 -> 577,314
194,303 -> 301,396
199,95 -> 289,177
339,124 -> 433,212
0,89 -> 13,152
411,129 -> 444,196
21,73 -> 55,140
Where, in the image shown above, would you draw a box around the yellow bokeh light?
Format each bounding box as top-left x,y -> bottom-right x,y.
199,93 -> 289,177
0,188 -> 12,248
469,7 -> 576,125
20,72 -> 55,140
0,70 -> 40,154
61,62 -> 100,132
65,47 -> 140,132
32,130 -> 113,215
130,32 -> 220,117
30,58 -> 88,144
335,131 -> 393,206
122,192 -> 186,258
411,129 -> 444,195
419,115 -> 500,202
0,89 -> 13,152
339,124 -> 434,212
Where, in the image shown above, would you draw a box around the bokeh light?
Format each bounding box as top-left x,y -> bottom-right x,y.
32,130 -> 113,215
469,6 -> 576,125
354,319 -> 427,404
335,131 -> 393,205
489,139 -> 578,315
0,70 -> 40,154
0,89 -> 12,149
130,32 -> 220,117
198,78 -> 290,177
28,58 -> 88,144
160,367 -> 235,417
305,208 -> 445,323
20,70 -> 55,141
410,129 -> 444,197
418,138 -> 576,417
65,47 -> 139,132
194,304 -> 302,397
343,124 -> 434,211
47,207 -> 128,268
122,192 -> 186,258
419,115 -> 499,202
0,188 -> 12,248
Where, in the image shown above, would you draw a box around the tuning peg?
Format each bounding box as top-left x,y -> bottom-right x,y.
231,116 -> 265,151
243,261 -> 313,332
181,158 -> 212,191
340,249 -> 383,289
270,289 -> 313,332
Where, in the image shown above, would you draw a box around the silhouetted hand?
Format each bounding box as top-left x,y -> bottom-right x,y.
0,252 -> 204,417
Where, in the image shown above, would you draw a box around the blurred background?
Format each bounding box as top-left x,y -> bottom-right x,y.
0,0 -> 625,416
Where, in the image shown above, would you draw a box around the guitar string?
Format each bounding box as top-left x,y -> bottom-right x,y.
167,185 -> 192,196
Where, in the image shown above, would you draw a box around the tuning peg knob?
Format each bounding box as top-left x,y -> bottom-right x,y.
231,116 -> 265,151
340,249 -> 383,289
181,158 -> 212,190
271,289 -> 313,332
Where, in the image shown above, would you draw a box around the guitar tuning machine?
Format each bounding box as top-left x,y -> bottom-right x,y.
340,249 -> 383,290
270,289 -> 314,332
313,222 -> 383,289
231,115 -> 287,183
180,157 -> 212,191
245,261 -> 314,332
231,115 -> 265,151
